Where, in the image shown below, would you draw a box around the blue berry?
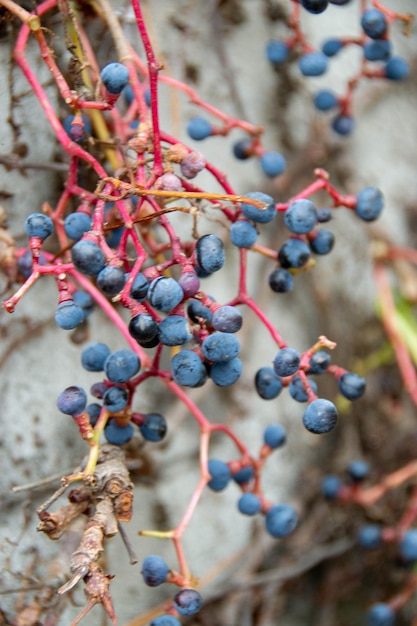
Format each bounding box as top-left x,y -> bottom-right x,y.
178,271 -> 200,297
232,466 -> 254,485
210,357 -> 242,387
25,213 -> 53,240
144,87 -> 151,106
309,228 -> 334,255
259,151 -> 286,177
212,306 -> 242,333
268,268 -> 294,294
299,52 -> 328,77
81,343 -> 111,372
316,208 -> 333,223
173,588 -> 203,616
207,459 -> 231,491
90,381 -> 107,399
289,376 -> 318,402
400,529 -> 417,561
265,504 -> 298,538
278,239 -> 310,269
55,301 -> 84,330
355,187 -> 384,221
301,0 -> 328,13
104,203 -> 124,249
195,234 -> 225,273
361,9 -> 387,40
322,38 -> 343,57
187,116 -> 212,140
129,313 -> 160,348
202,332 -> 240,362
255,367 -> 283,400
284,199 -> 318,234
332,114 -> 355,135
347,460 -> 370,482
194,265 -> 212,279
72,291 -> 94,321
141,555 -> 169,587
321,475 -> 342,499
150,617 -> 181,626
329,0 -> 352,4
130,273 -> 149,300
358,524 -> 382,549
103,386 -> 128,412
159,315 -> 192,346
100,62 -> 129,94
187,299 -> 213,325
364,40 -> 392,62
266,40 -> 289,65
104,419 -> 133,443
63,114 -> 91,142
64,212 -> 91,241
71,239 -> 106,276
232,138 -> 252,160
241,191 -> 276,224
313,89 -> 338,111
367,603 -> 395,626
148,277 -> 184,312
171,350 -> 207,387
263,424 -> 287,448
302,399 -> 338,434
238,493 -> 261,515
86,403 -> 101,426
73,290 -> 94,320
273,347 -> 300,377
230,221 -> 258,248
338,372 -> 366,400
57,386 -> 87,416
385,57 -> 410,80
104,349 -> 140,383
97,265 -> 125,297
307,350 -> 331,374
17,250 -> 46,278
139,413 -> 167,442
123,83 -> 134,105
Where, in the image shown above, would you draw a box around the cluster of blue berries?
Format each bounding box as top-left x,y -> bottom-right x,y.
140,555 -> 202,622
321,459 -> 417,624
187,115 -> 287,178
207,424 -> 299,538
256,346 -> 365,434
57,343 -> 167,446
266,1 -> 411,135
23,175 -> 374,430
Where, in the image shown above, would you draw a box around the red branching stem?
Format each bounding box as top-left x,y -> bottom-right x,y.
237,295 -> 286,348
159,131 -> 237,219
158,74 -> 262,136
131,0 -> 164,176
385,246 -> 417,266
163,381 -> 210,429
237,248 -> 248,298
14,23 -> 107,179
397,483 -> 417,533
374,263 -> 417,409
209,424 -> 251,457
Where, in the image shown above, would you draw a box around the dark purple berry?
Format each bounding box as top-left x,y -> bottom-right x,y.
57,386 -> 87,416
173,588 -> 203,616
